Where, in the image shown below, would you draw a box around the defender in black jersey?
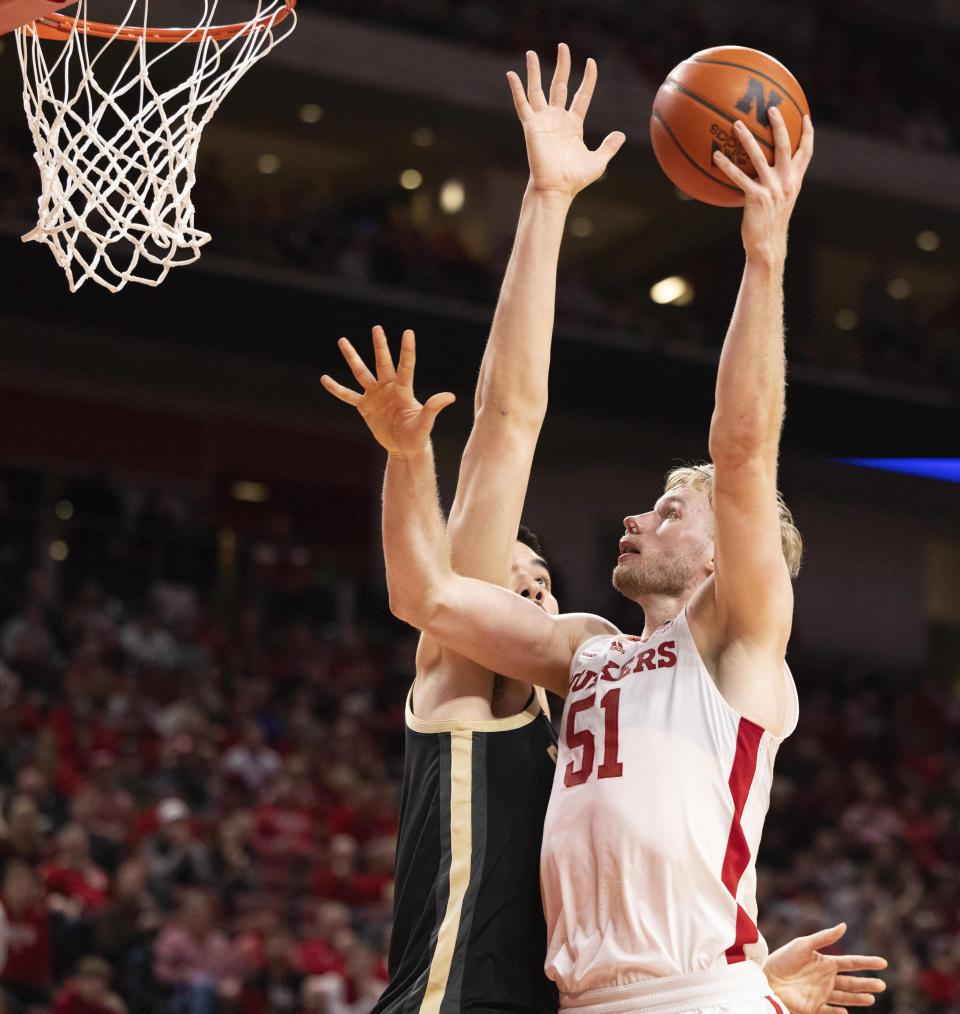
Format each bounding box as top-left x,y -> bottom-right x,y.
319,41 -> 621,1014
373,692 -> 558,1014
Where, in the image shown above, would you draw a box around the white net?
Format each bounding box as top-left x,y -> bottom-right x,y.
15,1 -> 297,292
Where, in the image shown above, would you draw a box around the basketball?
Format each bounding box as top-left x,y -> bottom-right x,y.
650,46 -> 809,207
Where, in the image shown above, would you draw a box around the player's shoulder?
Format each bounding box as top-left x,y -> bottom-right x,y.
559,612 -> 620,658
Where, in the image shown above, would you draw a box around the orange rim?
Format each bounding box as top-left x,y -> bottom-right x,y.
29,0 -> 295,41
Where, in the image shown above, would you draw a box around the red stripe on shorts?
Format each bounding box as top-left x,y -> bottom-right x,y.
765,996 -> 786,1014
721,717 -> 764,963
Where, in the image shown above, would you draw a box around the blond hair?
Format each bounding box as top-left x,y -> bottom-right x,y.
664,463 -> 802,578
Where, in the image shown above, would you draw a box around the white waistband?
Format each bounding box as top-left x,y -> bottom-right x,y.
560,962 -> 772,1014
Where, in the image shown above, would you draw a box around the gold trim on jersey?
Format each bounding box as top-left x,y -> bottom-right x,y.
405,686 -> 545,734
418,730 -> 473,1014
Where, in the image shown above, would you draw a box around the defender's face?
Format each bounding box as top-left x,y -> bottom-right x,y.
511,541 -> 559,615
614,487 -> 715,599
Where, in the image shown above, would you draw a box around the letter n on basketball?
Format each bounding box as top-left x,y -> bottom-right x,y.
735,78 -> 783,126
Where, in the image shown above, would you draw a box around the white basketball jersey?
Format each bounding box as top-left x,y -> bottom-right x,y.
540,608 -> 798,997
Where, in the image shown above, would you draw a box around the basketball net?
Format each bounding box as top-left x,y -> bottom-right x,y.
15,1 -> 297,292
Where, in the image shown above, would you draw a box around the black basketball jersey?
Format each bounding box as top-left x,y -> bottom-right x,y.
372,689 -> 559,1014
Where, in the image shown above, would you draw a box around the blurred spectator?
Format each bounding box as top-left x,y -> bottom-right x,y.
119,604 -> 179,671
43,826 -> 110,916
0,796 -> 48,874
222,722 -> 281,795
70,753 -> 135,872
1,860 -> 52,1014
141,800 -> 213,910
1,597 -> 61,692
152,890 -> 244,1014
51,956 -> 126,1014
43,825 -> 110,977
238,928 -> 303,1014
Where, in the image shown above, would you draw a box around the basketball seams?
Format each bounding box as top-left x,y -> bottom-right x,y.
663,77 -> 774,153
690,58 -> 806,117
650,110 -> 744,196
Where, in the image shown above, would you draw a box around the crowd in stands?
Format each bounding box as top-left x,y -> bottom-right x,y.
323,0 -> 960,155
0,464 -> 958,1014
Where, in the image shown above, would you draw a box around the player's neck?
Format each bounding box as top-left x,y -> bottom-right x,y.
638,593 -> 688,639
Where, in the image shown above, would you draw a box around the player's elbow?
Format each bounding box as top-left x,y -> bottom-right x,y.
474,391 -> 547,435
387,582 -> 442,632
709,407 -> 782,464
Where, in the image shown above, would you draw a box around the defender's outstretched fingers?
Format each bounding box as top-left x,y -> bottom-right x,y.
422,391 -> 457,423
548,42 -> 570,107
525,50 -> 547,110
320,374 -> 362,407
507,69 -> 533,122
713,148 -> 756,193
569,57 -> 598,121
370,325 -> 397,382
595,130 -> 626,166
395,329 -> 417,388
336,337 -> 377,390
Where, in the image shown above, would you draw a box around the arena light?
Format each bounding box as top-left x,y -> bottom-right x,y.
916,230 -> 940,252
569,216 -> 594,238
256,153 -> 281,175
298,103 -> 323,124
49,540 -> 69,561
836,459 -> 960,484
886,277 -> 911,300
399,169 -> 423,191
231,480 -> 271,503
439,179 -> 465,213
412,127 -> 435,148
834,309 -> 858,331
54,498 -> 74,520
650,275 -> 694,306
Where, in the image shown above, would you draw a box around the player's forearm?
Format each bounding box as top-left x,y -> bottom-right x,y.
383,447 -> 572,693
383,445 -> 453,626
709,249 -> 786,463
474,185 -> 572,427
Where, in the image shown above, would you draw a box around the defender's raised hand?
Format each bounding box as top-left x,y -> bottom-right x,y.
713,105 -> 814,258
321,326 -> 455,458
507,42 -> 625,200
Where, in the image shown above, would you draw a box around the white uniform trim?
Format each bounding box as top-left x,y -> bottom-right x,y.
559,961 -> 773,1014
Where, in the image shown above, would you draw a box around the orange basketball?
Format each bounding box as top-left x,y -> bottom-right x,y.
650,46 -> 809,207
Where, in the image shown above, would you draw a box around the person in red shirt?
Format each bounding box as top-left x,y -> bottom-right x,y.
43,825 -> 110,914
0,859 -> 52,1014
43,824 -> 110,979
51,956 -> 126,1014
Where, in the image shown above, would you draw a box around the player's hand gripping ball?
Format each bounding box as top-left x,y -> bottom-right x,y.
650,46 -> 809,206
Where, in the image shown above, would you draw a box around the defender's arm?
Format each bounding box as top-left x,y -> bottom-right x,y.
448,44 -> 625,585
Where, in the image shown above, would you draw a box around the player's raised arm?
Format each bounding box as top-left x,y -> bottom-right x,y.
689,107 -> 813,730
448,43 -> 625,584
321,327 -> 613,698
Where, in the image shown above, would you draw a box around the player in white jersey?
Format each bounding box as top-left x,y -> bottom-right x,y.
324,63 -> 887,1014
